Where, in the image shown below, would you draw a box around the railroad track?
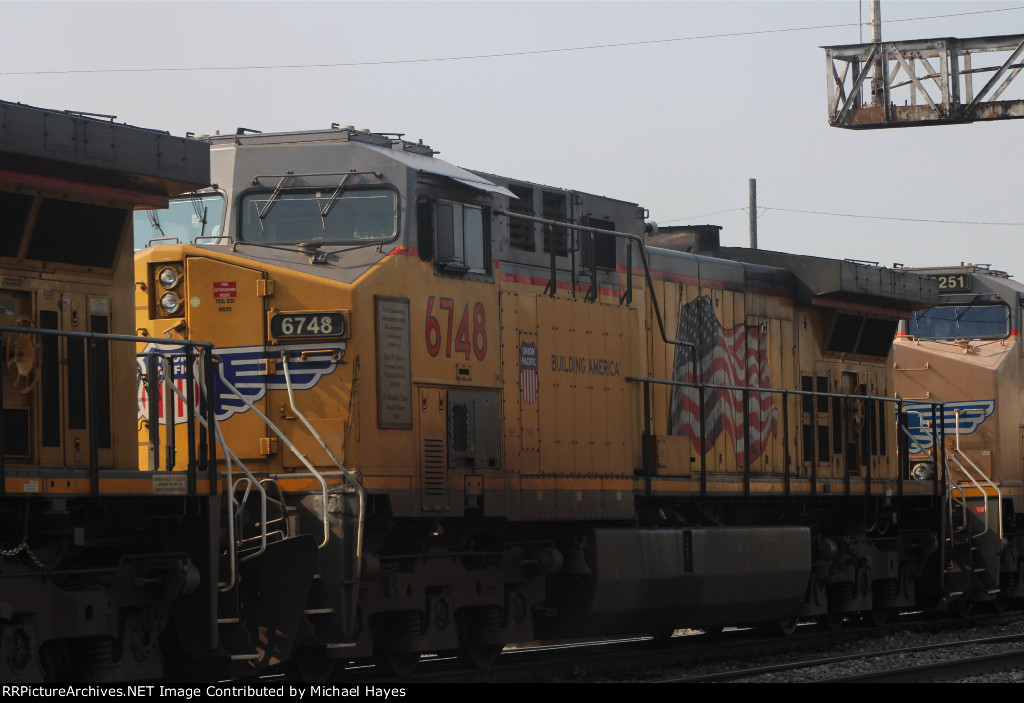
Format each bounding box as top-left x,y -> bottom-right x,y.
658,632 -> 1024,683
319,612 -> 1024,683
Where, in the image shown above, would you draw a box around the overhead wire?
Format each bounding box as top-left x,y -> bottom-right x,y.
761,206 -> 1024,227
665,206 -> 1024,227
2,5 -> 1022,76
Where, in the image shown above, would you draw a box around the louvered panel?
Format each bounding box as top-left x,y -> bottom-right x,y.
423,437 -> 447,497
419,386 -> 449,512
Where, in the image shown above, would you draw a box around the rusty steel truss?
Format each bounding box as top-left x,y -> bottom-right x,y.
824,34 -> 1024,129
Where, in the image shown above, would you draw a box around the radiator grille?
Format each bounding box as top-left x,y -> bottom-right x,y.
451,403 -> 468,452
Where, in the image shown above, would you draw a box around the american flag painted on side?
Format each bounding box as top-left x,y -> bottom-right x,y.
668,297 -> 778,466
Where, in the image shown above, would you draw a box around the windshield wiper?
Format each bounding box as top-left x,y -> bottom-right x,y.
190,193 -> 208,240
256,172 -> 293,231
146,210 -> 166,237
318,173 -> 352,229
954,295 -> 983,324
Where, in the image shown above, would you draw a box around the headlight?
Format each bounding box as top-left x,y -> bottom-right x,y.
158,266 -> 180,289
159,292 -> 182,314
911,462 -> 934,480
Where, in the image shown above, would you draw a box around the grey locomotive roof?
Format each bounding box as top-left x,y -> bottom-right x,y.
902,264 -> 1024,303
362,144 -> 515,198
206,127 -> 514,198
0,100 -> 209,197
719,247 -> 938,312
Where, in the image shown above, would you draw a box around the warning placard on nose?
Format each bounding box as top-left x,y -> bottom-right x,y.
213,281 -> 237,298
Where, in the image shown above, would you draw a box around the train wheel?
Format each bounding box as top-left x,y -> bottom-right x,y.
987,590 -> 1009,614
863,607 -> 891,627
376,649 -> 420,678
770,614 -> 799,637
817,612 -> 844,631
457,606 -> 504,669
373,615 -> 422,678
373,640 -> 420,678
458,640 -> 504,669
950,598 -> 972,618
286,645 -> 337,683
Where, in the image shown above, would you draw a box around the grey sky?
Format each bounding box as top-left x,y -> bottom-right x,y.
3,1 -> 1022,274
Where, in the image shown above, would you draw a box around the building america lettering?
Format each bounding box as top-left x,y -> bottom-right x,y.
550,355 -> 621,377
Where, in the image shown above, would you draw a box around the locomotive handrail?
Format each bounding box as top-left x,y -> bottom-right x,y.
280,353 -> 365,578
138,346 -> 217,493
629,374 -> 949,498
496,210 -> 701,386
221,438 -> 269,564
0,324 -> 215,349
212,360 -> 331,549
0,325 -> 216,499
627,375 -> 920,404
952,408 -> 1002,540
946,476 -> 971,541
231,475 -> 270,559
898,415 -> 938,457
161,357 -> 176,471
144,235 -> 180,247
156,354 -> 271,585
945,453 -> 988,539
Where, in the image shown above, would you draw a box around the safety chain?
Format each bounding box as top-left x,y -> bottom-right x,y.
0,541 -> 52,570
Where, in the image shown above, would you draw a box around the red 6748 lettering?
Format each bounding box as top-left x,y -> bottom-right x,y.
425,296 -> 487,360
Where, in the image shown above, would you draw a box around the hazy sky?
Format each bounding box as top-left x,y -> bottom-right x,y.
3,1 -> 1022,274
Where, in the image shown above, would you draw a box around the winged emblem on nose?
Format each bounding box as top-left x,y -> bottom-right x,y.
137,344 -> 341,424
901,400 -> 995,453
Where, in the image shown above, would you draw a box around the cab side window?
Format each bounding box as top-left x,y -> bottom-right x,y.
436,200 -> 489,275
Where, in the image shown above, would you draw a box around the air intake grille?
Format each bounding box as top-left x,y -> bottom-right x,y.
423,438 -> 446,496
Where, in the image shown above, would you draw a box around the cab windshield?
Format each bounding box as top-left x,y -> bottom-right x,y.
239,187 -> 397,244
133,193 -> 225,249
907,303 -> 1010,340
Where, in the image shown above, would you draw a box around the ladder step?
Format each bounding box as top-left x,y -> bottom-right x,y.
229,653 -> 261,661
305,607 -> 334,615
218,617 -> 240,625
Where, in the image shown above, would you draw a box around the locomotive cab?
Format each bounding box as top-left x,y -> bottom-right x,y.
895,265 -> 1023,493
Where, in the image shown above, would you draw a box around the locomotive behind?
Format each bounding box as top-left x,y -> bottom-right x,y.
0,100 -> 218,682
128,126 -> 1021,679
894,263 -> 1024,609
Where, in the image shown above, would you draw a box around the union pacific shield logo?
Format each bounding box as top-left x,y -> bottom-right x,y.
520,341 -> 538,404
137,343 -> 340,424
902,400 -> 995,452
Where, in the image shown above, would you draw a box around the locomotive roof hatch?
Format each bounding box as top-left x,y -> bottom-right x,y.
0,100 -> 210,202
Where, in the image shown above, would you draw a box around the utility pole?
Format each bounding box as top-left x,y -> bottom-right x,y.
749,178 -> 757,250
870,0 -> 883,104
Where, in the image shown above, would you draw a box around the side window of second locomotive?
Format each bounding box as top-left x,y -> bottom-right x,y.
436,200 -> 489,275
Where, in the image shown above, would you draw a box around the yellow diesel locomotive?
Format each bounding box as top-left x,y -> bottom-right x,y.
131,126 -> 1012,679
